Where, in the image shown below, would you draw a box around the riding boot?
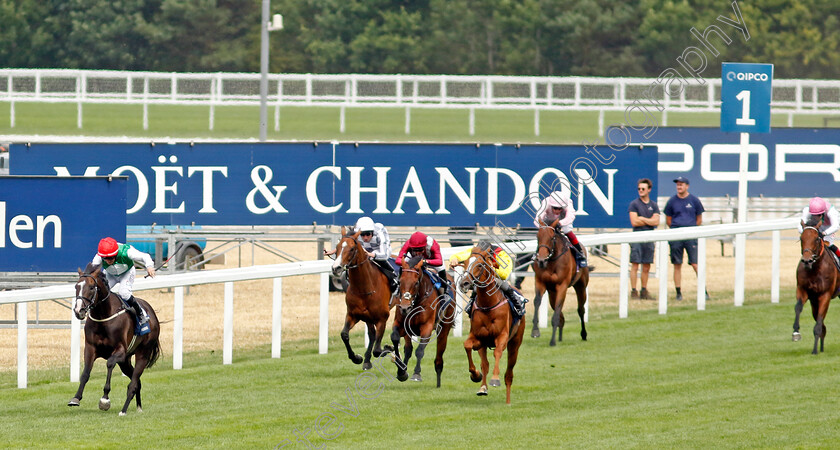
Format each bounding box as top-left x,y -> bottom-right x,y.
436,270 -> 451,300
379,260 -> 399,293
126,295 -> 148,324
498,280 -> 528,316
572,242 -> 588,268
831,244 -> 840,260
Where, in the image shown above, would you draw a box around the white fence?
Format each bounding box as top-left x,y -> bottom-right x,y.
3,69 -> 840,135
0,218 -> 799,388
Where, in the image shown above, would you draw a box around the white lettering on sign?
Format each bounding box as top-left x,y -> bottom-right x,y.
700,144 -> 768,181
775,144 -> 840,182
655,143 -> 695,173
306,166 -> 343,214
435,167 -> 479,215
726,71 -> 769,82
0,201 -> 62,249
484,168 -> 526,215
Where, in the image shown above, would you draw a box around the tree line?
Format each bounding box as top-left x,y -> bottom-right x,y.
2,0 -> 838,79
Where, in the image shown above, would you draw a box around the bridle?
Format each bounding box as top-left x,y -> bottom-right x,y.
801,226 -> 825,267
463,250 -> 507,312
536,226 -> 569,263
75,274 -> 103,317
398,267 -> 433,311
335,237 -> 371,272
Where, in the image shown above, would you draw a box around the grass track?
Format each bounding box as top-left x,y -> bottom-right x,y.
2,291 -> 839,448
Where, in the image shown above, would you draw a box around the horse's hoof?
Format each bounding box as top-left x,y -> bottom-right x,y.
549,340 -> 556,347
351,354 -> 363,365
389,353 -> 397,364
477,385 -> 488,396
383,345 -> 394,352
792,332 -> 802,342
469,371 -> 482,383
68,398 -> 80,407
489,379 -> 501,387
531,329 -> 540,338
362,361 -> 373,371
98,398 -> 111,411
581,332 -> 588,341
397,370 -> 409,382
137,407 -> 143,413
119,411 -> 126,417
410,373 -> 422,382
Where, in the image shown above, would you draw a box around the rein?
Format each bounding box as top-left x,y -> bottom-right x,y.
801,226 -> 825,264
399,268 -> 433,310
77,274 -> 126,322
536,227 -> 569,263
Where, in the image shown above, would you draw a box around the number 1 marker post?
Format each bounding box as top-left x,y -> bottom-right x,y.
720,62 -> 774,306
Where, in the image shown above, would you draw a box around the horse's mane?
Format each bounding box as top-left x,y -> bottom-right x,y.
344,226 -> 358,238
83,262 -> 107,285
805,216 -> 822,229
407,254 -> 423,267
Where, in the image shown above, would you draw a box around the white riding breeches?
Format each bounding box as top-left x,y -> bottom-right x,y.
104,266 -> 136,301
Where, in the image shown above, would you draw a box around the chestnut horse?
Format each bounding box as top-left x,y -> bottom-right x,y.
387,255 -> 456,386
531,218 -> 589,346
331,227 -> 393,370
461,245 -> 525,404
68,263 -> 161,415
793,225 -> 840,354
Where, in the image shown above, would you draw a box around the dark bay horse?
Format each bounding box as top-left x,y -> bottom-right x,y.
531,218 -> 589,346
331,227 -> 393,370
461,245 -> 525,404
69,263 -> 161,415
793,225 -> 840,354
387,255 -> 456,386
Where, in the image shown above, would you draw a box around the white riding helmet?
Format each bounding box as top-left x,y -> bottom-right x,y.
355,216 -> 375,233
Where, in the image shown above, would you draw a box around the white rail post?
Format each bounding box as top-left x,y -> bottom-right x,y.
18,302 -> 27,388
658,240 -> 669,315
697,238 -> 707,311
534,109 -> 540,137
584,287 -> 589,323
339,105 -> 346,133
209,77 -> 215,131
143,76 -> 149,130
173,286 -> 184,369
77,73 -> 84,129
223,282 -> 234,364
319,272 -> 329,354
70,301 -> 80,382
619,243 -> 630,318
405,106 -> 411,135
469,107 -> 475,136
453,266 -> 464,337
598,109 -> 605,137
771,230 -> 780,303
734,132 -> 749,306
272,277 -> 282,358
539,291 -> 548,328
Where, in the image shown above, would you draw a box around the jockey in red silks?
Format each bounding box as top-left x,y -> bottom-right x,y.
534,190 -> 587,268
799,196 -> 840,259
396,231 -> 450,299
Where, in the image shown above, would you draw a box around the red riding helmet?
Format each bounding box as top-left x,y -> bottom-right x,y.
97,237 -> 119,257
407,231 -> 428,249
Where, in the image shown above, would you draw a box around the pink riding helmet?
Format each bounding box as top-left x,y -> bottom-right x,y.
809,197 -> 827,215
546,191 -> 565,208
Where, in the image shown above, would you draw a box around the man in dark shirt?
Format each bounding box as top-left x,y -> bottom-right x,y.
628,178 -> 660,300
663,176 -> 705,301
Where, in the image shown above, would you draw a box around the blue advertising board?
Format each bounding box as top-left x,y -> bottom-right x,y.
9,143 -> 657,228
0,176 -> 127,271
720,62 -> 773,133
613,127 -> 840,197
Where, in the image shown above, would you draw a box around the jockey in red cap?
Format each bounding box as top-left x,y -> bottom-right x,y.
799,197 -> 840,259
93,237 -> 156,327
396,231 -> 450,299
534,190 -> 587,268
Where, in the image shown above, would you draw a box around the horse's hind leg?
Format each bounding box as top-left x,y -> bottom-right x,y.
504,322 -> 526,404
531,279 -> 543,338
574,282 -> 588,341
549,288 -> 565,346
340,315 -> 363,365
362,322 -> 376,370
434,313 -> 454,388
118,360 -> 141,412
69,344 -> 96,406
100,350 -> 126,411
120,357 -> 149,416
793,287 -> 807,341
388,324 -> 409,382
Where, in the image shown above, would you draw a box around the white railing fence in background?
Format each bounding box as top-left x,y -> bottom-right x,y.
3,69 -> 839,136
0,218 -> 799,388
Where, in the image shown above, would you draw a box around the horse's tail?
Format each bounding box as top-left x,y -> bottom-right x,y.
147,338 -> 162,369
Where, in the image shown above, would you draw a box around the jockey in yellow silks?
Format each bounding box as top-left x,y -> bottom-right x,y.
449,240 -> 527,317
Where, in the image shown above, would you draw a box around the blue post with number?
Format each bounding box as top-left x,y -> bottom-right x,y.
720,62 -> 773,133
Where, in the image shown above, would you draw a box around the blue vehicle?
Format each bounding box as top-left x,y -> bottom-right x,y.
126,225 -> 206,271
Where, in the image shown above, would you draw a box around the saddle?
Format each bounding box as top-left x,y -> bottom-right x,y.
119,298 -> 151,336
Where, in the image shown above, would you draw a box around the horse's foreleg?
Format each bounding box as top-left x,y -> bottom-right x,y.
504,322 -> 525,404
362,322 -> 376,370
815,293 -> 832,354
69,344 -> 96,406
120,357 -> 148,416
531,281 -> 543,338
793,289 -> 806,341
340,315 -> 363,365
463,336 -> 482,383
99,349 -> 126,411
411,322 -> 435,382
434,309 -> 454,388
372,316 -> 388,358
117,360 -> 139,411
388,324 -> 408,381
477,347 -> 491,395
489,333 -> 509,388
548,288 -> 565,346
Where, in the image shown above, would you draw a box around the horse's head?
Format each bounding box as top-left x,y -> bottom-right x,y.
536,218 -> 560,269
461,245 -> 498,294
800,225 -> 824,269
398,255 -> 425,315
331,226 -> 364,276
73,263 -> 108,320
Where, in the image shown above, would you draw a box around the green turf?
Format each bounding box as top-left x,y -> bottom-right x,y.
1,101 -> 837,144
2,288 -> 839,448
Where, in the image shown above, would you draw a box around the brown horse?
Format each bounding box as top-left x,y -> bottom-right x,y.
461,245 -> 525,404
387,255 -> 456,386
68,263 -> 161,415
331,227 -> 393,370
793,225 -> 840,354
531,218 -> 589,346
